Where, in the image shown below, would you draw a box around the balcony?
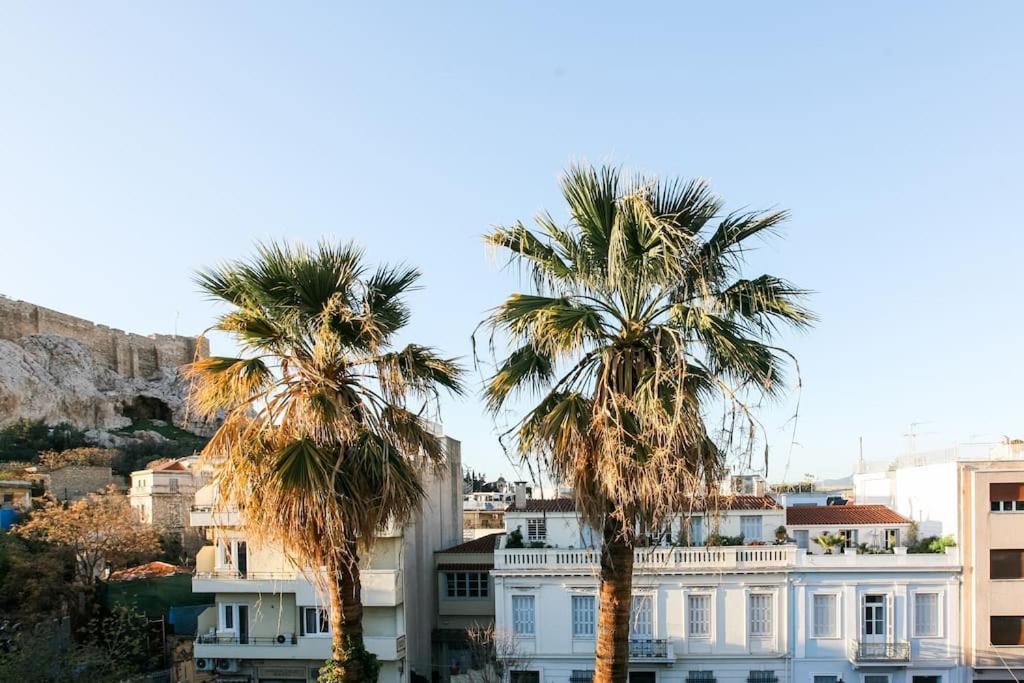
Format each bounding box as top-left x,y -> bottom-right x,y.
848,641 -> 911,666
629,638 -> 672,660
494,546 -> 795,572
194,633 -> 406,662
189,504 -> 242,527
193,568 -> 299,593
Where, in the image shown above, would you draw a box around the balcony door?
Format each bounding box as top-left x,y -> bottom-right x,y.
862,594 -> 889,644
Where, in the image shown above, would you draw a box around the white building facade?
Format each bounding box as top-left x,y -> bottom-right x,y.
191,434 -> 463,683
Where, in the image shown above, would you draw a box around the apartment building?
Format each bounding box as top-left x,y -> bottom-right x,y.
191,434 -> 463,683
959,460 -> 1024,680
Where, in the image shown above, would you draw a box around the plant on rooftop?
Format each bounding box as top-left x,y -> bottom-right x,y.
480,164 -> 812,682
813,532 -> 846,555
187,241 -> 464,682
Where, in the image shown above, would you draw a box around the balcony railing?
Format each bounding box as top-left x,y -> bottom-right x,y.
495,546 -> 795,571
194,569 -> 298,581
629,638 -> 670,659
849,641 -> 910,663
196,633 -> 297,646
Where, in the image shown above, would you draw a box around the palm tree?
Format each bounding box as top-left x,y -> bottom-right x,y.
813,532 -> 847,555
481,165 -> 812,683
187,241 -> 463,682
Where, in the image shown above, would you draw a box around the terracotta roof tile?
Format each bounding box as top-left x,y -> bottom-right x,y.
786,504 -> 912,526
506,499 -> 577,513
438,532 -> 505,554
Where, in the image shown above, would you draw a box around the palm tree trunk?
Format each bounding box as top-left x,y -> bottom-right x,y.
594,515 -> 634,683
327,540 -> 368,682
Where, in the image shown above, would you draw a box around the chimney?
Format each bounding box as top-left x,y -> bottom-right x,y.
514,481 -> 528,509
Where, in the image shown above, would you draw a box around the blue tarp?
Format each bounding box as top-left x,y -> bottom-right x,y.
168,604 -> 213,636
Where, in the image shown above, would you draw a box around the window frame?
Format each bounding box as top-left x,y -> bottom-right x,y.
302,606 -> 331,636
862,675 -> 891,683
748,592 -> 774,638
512,594 -> 536,636
571,594 -> 596,639
526,518 -> 547,542
740,515 -> 764,542
811,592 -> 840,639
687,592 -> 713,639
444,571 -> 490,599
630,593 -> 654,638
912,591 -> 942,638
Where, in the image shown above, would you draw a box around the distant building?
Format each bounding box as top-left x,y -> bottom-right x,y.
46,464 -> 122,502
129,457 -> 210,531
0,480 -> 32,510
786,503 -> 913,551
433,532 -> 503,680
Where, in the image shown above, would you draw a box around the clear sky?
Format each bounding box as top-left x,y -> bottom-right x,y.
1,3 -> 1021,482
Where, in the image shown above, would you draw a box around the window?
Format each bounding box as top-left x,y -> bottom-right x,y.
572,595 -> 596,637
912,677 -> 941,683
841,529 -> 859,548
221,603 -> 234,630
2,494 -> 13,504
526,518 -> 547,542
794,530 -> 809,549
302,607 -> 330,635
445,571 -> 489,598
688,672 -> 715,683
749,593 -> 773,637
992,550 -> 1024,579
688,594 -> 711,637
511,673 -> 540,683
512,595 -> 535,635
863,594 -> 886,636
630,594 -> 653,637
914,593 -> 940,637
741,515 -> 763,542
991,616 -> 1024,645
991,483 -> 1024,512
884,528 -> 900,549
748,672 -> 777,683
690,516 -> 705,546
864,676 -> 890,683
570,672 -> 594,683
813,677 -> 839,683
812,594 -> 838,638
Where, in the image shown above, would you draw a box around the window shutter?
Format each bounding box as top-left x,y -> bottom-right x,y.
299,607 -> 305,636
991,483 -> 1024,500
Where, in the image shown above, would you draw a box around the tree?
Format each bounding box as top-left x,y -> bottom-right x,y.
188,241 -> 463,682
15,486 -> 161,586
812,532 -> 846,555
481,164 -> 811,682
463,624 -> 534,682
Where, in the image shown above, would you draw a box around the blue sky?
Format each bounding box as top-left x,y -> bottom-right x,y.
1,3 -> 1021,481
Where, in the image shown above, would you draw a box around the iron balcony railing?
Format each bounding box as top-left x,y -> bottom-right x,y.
194,569 -> 298,580
629,638 -> 669,658
195,634 -> 297,646
849,641 -> 910,663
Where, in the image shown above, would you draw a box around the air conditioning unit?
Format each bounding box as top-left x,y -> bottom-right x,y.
195,658 -> 215,671
215,658 -> 239,673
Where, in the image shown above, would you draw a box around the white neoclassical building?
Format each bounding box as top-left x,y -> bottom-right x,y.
491,502 -> 963,683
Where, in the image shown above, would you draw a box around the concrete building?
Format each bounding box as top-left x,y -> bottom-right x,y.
191,434 -> 463,683
434,532 -> 503,680
463,491 -> 515,541
46,464 -> 122,502
959,460 -> 1024,680
130,457 -> 210,530
0,480 -> 33,510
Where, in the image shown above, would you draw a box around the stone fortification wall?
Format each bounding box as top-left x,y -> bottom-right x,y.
0,296 -> 209,379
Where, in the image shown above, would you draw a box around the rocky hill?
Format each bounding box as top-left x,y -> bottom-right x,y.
0,298 -> 215,437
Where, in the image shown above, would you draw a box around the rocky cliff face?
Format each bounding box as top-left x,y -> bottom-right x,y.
0,334 -> 213,435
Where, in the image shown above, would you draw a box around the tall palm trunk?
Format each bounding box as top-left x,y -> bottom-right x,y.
594,516 -> 634,683
326,540 -> 368,682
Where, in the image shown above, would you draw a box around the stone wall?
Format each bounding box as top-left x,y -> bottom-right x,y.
46,465 -> 124,502
0,296 -> 209,380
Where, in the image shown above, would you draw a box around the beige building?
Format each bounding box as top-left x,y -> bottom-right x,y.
960,459 -> 1024,679
130,457 -> 209,530
191,434 -> 463,683
433,532 -> 502,680
0,480 -> 33,510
